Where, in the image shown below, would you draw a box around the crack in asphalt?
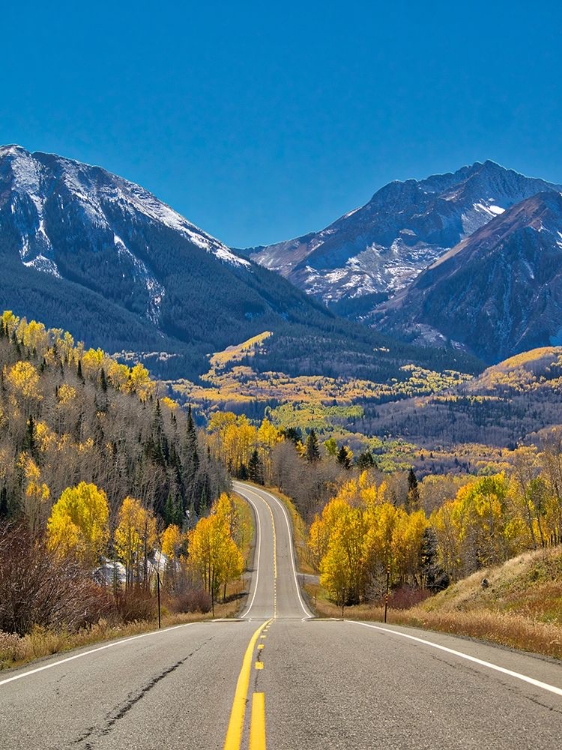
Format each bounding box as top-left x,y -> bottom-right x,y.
70,637 -> 213,748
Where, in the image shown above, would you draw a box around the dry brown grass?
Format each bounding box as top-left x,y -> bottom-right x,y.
306,546 -> 562,660
0,610 -> 214,671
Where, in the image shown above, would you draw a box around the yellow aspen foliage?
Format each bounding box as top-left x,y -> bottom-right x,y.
160,396 -> 179,411
81,348 -> 105,377
430,501 -> 463,580
17,453 -> 50,534
392,509 -> 428,584
114,496 -> 158,588
47,482 -> 109,566
161,524 -> 183,559
308,513 -> 331,568
18,319 -> 48,352
364,502 -> 402,572
257,418 -> 282,475
24,480 -> 50,535
128,363 -> 155,401
319,503 -> 368,609
106,360 -> 131,391
188,500 -> 244,608
214,492 -> 237,530
1,310 -> 19,335
57,384 -> 77,405
5,361 -> 42,402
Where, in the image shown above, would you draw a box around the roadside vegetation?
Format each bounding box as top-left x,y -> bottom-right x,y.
308,545 -> 562,660
3,311 -> 562,669
0,314 -> 249,669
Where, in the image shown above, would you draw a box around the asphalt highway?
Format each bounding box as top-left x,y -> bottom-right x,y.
1,482 -> 562,749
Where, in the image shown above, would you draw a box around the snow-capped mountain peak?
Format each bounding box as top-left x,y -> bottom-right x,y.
245,161 -> 562,308
0,146 -> 249,325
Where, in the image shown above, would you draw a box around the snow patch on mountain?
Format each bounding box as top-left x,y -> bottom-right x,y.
22,255 -> 61,278
114,235 -> 165,324
247,161 -> 562,310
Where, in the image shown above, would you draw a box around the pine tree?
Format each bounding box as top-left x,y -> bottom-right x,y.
248,449 -> 264,484
337,445 -> 352,470
407,468 -> 420,511
184,406 -> 200,511
357,451 -> 375,471
305,429 -> 320,463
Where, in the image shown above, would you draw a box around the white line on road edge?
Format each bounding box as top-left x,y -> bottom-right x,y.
0,622 -> 198,688
239,491 -> 264,619
235,482 -> 312,619
262,488 -> 312,619
347,621 -> 562,698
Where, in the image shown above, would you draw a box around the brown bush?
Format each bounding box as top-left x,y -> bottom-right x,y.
0,522 -> 116,635
168,587 -> 212,614
387,586 -> 432,610
115,589 -> 157,623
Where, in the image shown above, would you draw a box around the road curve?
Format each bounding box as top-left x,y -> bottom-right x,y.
233,481 -> 312,620
1,482 -> 562,749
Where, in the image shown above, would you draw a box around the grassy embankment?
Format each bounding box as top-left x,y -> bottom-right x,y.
0,495 -> 254,671
307,546 -> 562,659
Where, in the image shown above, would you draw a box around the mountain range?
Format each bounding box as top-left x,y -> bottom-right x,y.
3,144 -> 562,375
378,191 -> 562,362
243,160 -> 562,362
0,145 -> 476,382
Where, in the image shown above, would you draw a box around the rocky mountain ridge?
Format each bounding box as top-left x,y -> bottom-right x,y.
0,145 -> 478,382
244,161 -> 561,310
379,191 -> 562,362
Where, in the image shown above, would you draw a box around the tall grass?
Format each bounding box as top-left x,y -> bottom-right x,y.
306,545 -> 562,660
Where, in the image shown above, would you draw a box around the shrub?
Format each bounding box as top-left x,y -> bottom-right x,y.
0,522 -> 116,635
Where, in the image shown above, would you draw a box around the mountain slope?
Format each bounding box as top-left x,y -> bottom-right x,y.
0,145 -> 481,381
0,146 -> 363,377
245,161 -> 561,308
356,346 -> 562,448
378,192 -> 562,362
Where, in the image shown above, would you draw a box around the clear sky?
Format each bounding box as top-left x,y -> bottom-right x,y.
3,1 -> 562,247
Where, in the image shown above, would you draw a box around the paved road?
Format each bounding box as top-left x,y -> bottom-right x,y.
1,482 -> 562,749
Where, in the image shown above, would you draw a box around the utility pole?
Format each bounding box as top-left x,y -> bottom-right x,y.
384,563 -> 390,624
157,571 -> 161,629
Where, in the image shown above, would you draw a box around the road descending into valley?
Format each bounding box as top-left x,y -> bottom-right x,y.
2,481 -> 562,749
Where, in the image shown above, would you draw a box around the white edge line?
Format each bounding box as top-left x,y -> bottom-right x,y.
238,491 -> 262,619
0,622 -> 198,688
347,621 -> 562,698
264,488 -> 312,619
236,483 -> 311,619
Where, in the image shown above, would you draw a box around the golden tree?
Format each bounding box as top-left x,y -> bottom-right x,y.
47,482 -> 109,566
114,496 -> 157,588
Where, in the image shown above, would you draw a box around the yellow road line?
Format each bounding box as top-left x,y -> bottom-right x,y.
223,619 -> 271,750
255,662 -> 264,669
249,693 -> 266,750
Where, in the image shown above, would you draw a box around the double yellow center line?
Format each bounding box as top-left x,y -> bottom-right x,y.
264,501 -> 278,619
223,619 -> 272,750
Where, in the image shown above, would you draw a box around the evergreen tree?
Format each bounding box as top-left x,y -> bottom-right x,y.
305,429 -> 321,463
184,405 -> 200,512
248,449 -> 264,484
22,416 -> 36,458
356,450 -> 375,471
337,445 -> 352,470
281,426 -> 302,445
407,468 -> 420,511
420,527 -> 449,592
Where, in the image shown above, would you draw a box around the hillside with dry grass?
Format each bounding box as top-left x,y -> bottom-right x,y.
312,546 -> 562,660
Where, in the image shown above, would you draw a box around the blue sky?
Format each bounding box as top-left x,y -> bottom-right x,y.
3,1 -> 562,246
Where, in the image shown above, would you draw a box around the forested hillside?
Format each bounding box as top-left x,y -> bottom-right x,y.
0,311 -> 228,526
0,312 -> 259,642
